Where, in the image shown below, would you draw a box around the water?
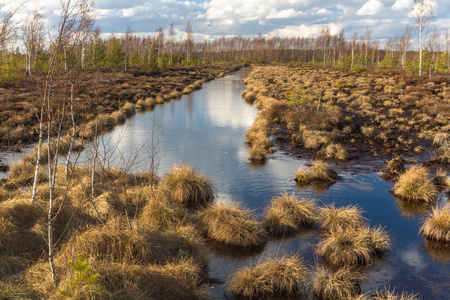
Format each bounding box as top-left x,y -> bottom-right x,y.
3,68 -> 449,298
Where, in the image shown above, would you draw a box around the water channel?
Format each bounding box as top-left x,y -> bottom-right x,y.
2,68 -> 449,298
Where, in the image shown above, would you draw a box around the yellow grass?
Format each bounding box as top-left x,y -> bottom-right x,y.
420,206 -> 450,243
392,165 -> 437,203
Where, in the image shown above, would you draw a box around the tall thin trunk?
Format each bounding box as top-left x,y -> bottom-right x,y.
31,106 -> 44,204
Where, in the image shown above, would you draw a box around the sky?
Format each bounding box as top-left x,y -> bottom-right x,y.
5,0 -> 450,47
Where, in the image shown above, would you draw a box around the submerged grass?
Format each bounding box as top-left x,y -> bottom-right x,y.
196,203 -> 267,248
263,192 -> 317,236
227,255 -> 309,299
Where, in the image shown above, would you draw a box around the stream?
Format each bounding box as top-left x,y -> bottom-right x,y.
2,68 -> 448,299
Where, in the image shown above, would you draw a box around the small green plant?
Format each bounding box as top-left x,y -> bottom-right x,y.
59,254 -> 104,298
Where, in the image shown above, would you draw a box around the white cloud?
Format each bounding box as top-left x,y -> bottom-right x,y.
392,0 -> 412,10
266,9 -> 304,19
357,0 -> 384,16
269,23 -> 341,38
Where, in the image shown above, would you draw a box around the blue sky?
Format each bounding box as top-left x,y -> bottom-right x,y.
8,0 -> 450,47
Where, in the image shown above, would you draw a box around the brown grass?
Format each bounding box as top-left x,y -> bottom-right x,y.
162,165 -> 214,207
311,266 -> 361,299
59,224 -> 207,267
316,225 -> 390,266
196,203 -> 267,248
319,204 -> 366,233
420,206 -> 450,243
263,192 -> 317,236
392,165 -> 437,203
311,160 -> 340,182
227,255 -> 309,298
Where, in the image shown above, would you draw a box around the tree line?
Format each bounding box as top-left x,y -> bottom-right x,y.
0,0 -> 449,84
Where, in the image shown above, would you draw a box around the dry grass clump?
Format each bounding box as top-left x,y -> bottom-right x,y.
316,226 -> 390,266
263,193 -> 317,236
295,161 -> 340,186
372,287 -> 420,300
381,157 -> 405,180
120,102 -> 135,117
432,168 -> 449,189
227,255 -> 309,299
59,224 -> 206,267
319,204 -> 366,233
243,91 -> 257,104
318,143 -> 348,161
311,266 -> 361,299
302,130 -> 331,150
246,115 -> 271,162
420,206 -> 450,243
433,132 -> 449,151
392,165 -> 437,203
311,160 -> 340,182
162,165 -> 214,208
94,260 -> 208,300
196,203 -> 267,248
140,189 -> 189,231
8,159 -> 46,186
294,167 -> 313,184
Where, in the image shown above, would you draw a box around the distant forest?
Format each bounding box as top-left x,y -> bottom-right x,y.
0,0 -> 449,85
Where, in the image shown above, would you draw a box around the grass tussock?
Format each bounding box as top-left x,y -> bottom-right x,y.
196,203 -> 267,248
392,165 -> 437,203
227,255 -> 309,299
263,192 -> 317,236
162,165 -> 214,208
372,287 -> 421,300
311,161 -> 340,182
140,189 -> 189,231
311,266 -> 361,300
420,206 -> 450,243
319,204 -> 366,233
318,143 -> 348,161
316,226 -> 390,266
94,260 -> 208,300
294,167 -> 313,184
59,224 -> 206,267
432,168 -> 449,189
381,157 -> 405,180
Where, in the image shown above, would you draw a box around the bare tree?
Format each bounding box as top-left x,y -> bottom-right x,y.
168,22 -> 175,64
155,26 -> 164,61
184,21 -> 194,62
22,8 -> 45,75
123,26 -> 134,70
413,0 -> 435,76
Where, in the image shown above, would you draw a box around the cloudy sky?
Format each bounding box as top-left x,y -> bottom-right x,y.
7,0 -> 450,46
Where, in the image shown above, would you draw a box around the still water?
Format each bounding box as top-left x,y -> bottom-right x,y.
7,68 -> 448,298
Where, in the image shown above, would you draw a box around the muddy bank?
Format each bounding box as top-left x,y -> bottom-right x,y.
242,65 -> 449,172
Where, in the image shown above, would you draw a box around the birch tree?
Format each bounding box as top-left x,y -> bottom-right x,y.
413,0 -> 435,76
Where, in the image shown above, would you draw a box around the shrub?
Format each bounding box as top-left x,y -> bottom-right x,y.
392,166 -> 437,203
263,193 -> 317,236
196,203 -> 267,248
311,266 -> 361,300
420,206 -> 450,243
227,255 -> 309,298
162,165 -> 214,207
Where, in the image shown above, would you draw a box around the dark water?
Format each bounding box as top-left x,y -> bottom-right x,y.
3,69 -> 448,298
